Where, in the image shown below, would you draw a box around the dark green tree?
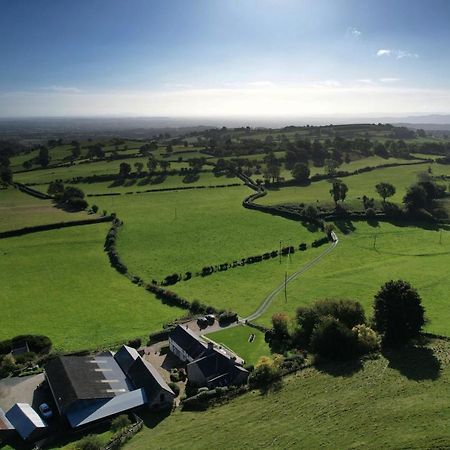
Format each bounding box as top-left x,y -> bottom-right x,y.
376,182 -> 396,203
291,163 -> 310,184
373,280 -> 425,344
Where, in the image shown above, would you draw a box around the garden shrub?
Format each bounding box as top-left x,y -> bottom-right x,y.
76,434 -> 103,450
248,355 -> 283,388
352,324 -> 381,355
310,316 -> 359,360
111,414 -> 131,432
11,335 -> 52,354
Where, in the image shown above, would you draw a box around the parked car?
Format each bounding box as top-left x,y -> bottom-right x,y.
39,403 -> 53,419
197,317 -> 208,328
205,314 -> 215,325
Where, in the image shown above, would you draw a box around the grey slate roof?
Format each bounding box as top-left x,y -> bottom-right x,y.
169,325 -> 207,360
66,389 -> 147,428
127,357 -> 174,403
5,403 -> 46,440
188,348 -> 249,387
45,354 -> 133,412
114,345 -> 140,374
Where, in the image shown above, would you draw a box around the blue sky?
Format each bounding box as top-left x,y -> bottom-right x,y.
1,0 -> 450,117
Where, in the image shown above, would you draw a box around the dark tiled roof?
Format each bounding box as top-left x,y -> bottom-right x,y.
189,348 -> 249,386
114,345 -> 140,374
127,357 -> 173,403
45,354 -> 132,412
169,325 -> 207,360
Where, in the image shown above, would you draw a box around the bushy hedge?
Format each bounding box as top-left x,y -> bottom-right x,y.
0,335 -> 52,355
158,241 -> 309,287
104,218 -> 128,274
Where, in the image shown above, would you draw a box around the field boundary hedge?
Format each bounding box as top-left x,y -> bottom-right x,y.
13,182 -> 53,199
0,216 -> 114,239
86,182 -> 242,197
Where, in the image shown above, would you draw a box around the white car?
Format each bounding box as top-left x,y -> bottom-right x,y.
39,403 -> 53,419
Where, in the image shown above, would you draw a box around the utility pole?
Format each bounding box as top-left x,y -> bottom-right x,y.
373,234 -> 377,249
439,230 -> 442,245
279,241 -> 282,264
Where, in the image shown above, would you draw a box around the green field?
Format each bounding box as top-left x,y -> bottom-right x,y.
126,338 -> 450,450
101,186 -> 322,280
42,171 -> 242,196
258,162 -> 434,207
206,325 -> 271,365
257,221 -> 450,336
0,187 -> 89,232
0,224 -> 183,351
14,159 -> 190,185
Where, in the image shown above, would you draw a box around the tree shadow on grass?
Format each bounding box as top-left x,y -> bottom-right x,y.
138,408 -> 172,429
137,176 -> 152,186
124,178 -> 137,187
382,344 -> 441,381
150,174 -> 167,185
301,220 -> 319,233
367,216 -> 379,228
108,178 -> 125,188
314,357 -> 364,377
333,219 -> 356,235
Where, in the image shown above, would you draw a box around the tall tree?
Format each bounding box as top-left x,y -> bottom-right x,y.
375,182 -> 396,203
291,163 -> 310,184
118,162 -> 131,179
38,147 -> 50,168
330,180 -> 348,206
373,280 -> 425,344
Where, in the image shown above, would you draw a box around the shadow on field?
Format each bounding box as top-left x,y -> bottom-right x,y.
333,219 -> 356,235
314,357 -> 363,377
383,345 -> 441,381
139,408 -> 171,429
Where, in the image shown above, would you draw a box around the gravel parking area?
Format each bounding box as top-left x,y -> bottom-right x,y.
0,373 -> 45,411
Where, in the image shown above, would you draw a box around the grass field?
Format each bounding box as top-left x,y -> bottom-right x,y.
0,224 -> 183,351
101,186 -> 322,281
0,187 -> 89,232
257,221 -> 450,336
14,159 -> 190,185
126,338 -> 450,450
38,172 -> 242,196
258,162 -> 433,207
205,325 -> 270,365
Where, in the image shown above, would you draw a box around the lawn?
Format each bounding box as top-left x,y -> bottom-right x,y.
0,224 -> 183,351
0,187 -> 89,232
126,338 -> 450,450
257,221 -> 450,336
205,325 -> 271,365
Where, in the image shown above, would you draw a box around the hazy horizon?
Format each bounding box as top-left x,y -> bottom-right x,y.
1,0 -> 450,118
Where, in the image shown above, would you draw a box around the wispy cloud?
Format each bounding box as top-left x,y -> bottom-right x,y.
42,85 -> 82,93
376,49 -> 392,57
348,27 -> 362,39
379,77 -> 401,83
376,49 -> 419,59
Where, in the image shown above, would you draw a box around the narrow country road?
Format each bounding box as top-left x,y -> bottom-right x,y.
242,231 -> 339,323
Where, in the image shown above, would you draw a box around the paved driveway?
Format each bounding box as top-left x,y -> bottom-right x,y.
0,373 -> 45,411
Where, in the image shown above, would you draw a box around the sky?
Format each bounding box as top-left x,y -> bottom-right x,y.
1,0 -> 450,118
